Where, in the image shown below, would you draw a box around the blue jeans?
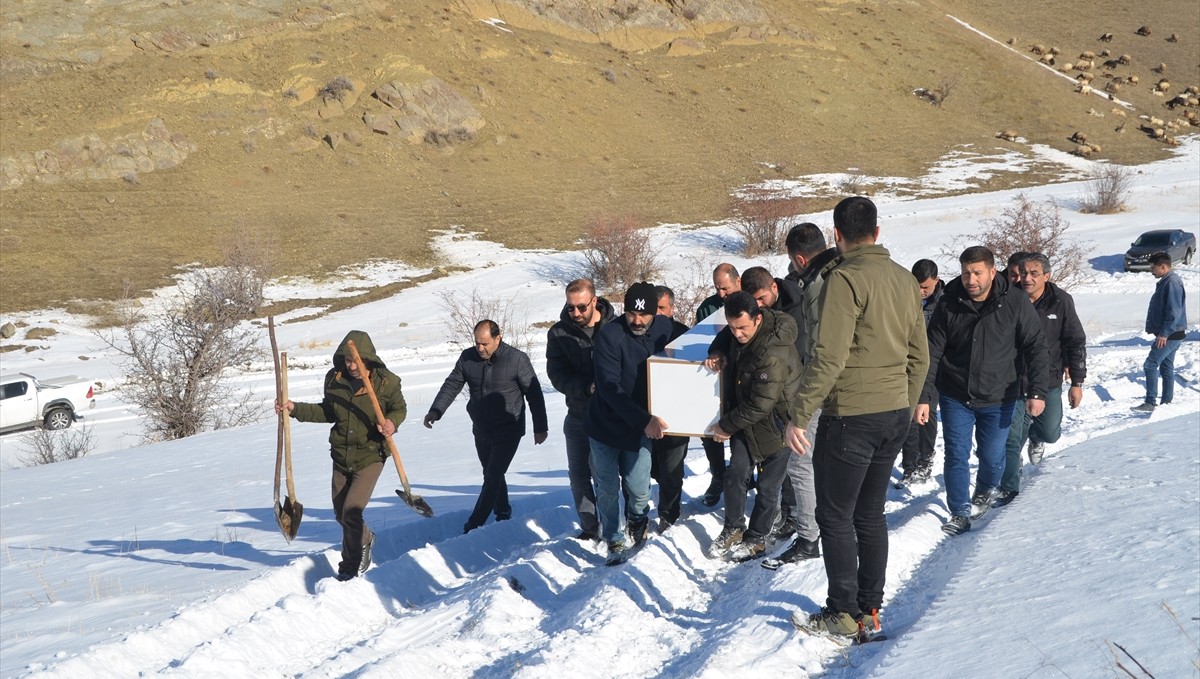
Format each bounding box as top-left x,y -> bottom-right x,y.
940,395 -> 1015,517
1144,339 -> 1183,404
589,436 -> 652,545
1001,386 -> 1063,493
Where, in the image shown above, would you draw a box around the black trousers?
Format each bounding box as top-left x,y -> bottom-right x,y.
702,437 -> 726,477
813,408 -> 909,618
901,391 -> 938,472
723,434 -> 790,540
652,434 -> 688,524
465,432 -> 522,531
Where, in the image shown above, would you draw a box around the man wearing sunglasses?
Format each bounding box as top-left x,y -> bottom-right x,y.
546,278 -> 616,541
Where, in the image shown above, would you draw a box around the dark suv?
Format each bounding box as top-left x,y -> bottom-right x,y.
1124,229 -> 1196,272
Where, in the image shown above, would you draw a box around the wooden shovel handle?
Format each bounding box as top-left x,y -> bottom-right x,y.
281,352 -> 298,500
268,317 -> 284,505
345,340 -> 416,494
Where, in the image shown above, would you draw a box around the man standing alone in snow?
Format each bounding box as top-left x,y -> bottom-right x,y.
1132,252 -> 1187,412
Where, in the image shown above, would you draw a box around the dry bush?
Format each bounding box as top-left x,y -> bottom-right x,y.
318,76 -> 355,101
728,189 -> 808,256
97,251 -> 267,442
663,254 -> 717,327
434,287 -> 534,353
579,214 -> 662,291
1079,165 -> 1134,214
944,194 -> 1093,289
19,426 -> 96,466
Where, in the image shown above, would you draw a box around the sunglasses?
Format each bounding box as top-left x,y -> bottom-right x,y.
565,300 -> 594,313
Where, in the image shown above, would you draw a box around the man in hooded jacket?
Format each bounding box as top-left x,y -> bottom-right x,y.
278,330 -> 406,581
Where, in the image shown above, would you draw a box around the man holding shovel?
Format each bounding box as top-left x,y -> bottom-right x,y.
277,330 -> 407,581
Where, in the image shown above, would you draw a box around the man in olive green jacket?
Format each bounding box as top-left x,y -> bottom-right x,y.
787,197 -> 928,641
278,330 -> 407,581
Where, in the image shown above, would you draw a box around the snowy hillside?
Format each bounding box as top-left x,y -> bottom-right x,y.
1,140 -> 1198,678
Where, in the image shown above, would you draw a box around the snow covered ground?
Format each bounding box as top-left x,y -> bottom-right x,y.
1,140 -> 1198,678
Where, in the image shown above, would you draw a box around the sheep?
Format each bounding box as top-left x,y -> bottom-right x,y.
1076,60 -> 1094,71
1099,32 -> 1114,42
1128,74 -> 1140,86
1076,72 -> 1096,83
1105,80 -> 1122,93
1118,53 -> 1132,65
1087,107 -> 1104,117
1102,58 -> 1122,69
1155,79 -> 1171,93
1190,97 -> 1200,107
1136,26 -> 1152,36
1099,48 -> 1111,57
1165,136 -> 1181,147
1111,108 -> 1127,117
1069,131 -> 1089,144
996,130 -> 1020,142
1115,121 -> 1127,134
1031,44 -> 1047,55
1072,144 -> 1093,157
1148,116 -> 1165,127
1048,46 -> 1061,55
1060,62 -> 1075,72
1153,63 -> 1167,74
1039,53 -> 1056,65
1007,37 -> 1019,45
1167,33 -> 1179,43
1079,50 -> 1096,60
1077,84 -> 1093,95
1088,143 -> 1103,154
1186,85 -> 1199,95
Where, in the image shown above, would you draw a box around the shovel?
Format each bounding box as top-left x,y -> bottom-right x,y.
268,317 -> 304,541
345,339 -> 434,518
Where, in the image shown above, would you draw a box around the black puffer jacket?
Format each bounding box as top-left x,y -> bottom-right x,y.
712,309 -> 801,462
545,298 -> 616,417
922,275 -> 1049,408
429,342 -> 548,438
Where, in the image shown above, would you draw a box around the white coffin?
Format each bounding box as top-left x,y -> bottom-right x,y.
647,309 -> 725,437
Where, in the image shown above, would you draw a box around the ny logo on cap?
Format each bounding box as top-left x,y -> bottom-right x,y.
634,299 -> 646,311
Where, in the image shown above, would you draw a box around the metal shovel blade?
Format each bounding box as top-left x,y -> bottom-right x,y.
396,489 -> 435,518
278,496 -> 304,542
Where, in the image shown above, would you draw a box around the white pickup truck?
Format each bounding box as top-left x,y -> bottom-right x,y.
0,373 -> 96,434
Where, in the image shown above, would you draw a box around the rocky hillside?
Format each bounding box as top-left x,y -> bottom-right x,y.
1,0 -> 1196,312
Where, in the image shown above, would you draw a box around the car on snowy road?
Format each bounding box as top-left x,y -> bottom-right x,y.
0,373 -> 96,434
1123,229 -> 1196,272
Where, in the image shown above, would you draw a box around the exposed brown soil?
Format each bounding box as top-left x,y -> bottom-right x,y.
0,0 -> 1196,313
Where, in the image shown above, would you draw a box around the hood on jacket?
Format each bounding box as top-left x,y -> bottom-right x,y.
333,330 -> 385,372
742,307 -> 798,355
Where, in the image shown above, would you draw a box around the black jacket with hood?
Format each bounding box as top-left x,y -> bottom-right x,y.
545,297 -> 617,418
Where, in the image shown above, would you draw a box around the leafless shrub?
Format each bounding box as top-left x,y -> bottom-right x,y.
96,239 -> 269,442
601,68 -> 618,84
580,214 -> 662,291
434,287 -> 534,353
728,189 -> 807,256
663,254 -> 715,327
943,194 -> 1093,289
19,426 -> 96,466
121,172 -> 140,186
205,68 -> 218,80
837,171 -> 868,195
318,76 -> 355,101
282,88 -> 300,100
913,75 -> 961,107
1079,165 -> 1134,214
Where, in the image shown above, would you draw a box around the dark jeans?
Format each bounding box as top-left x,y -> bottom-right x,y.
724,434 -> 790,540
702,437 -> 727,477
813,408 -> 909,618
464,432 -> 522,531
941,396 -> 1015,516
332,461 -> 384,573
901,397 -> 938,472
563,413 -> 599,534
652,434 -> 688,524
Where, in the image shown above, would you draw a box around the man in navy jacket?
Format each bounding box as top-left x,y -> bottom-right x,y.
1132,253 -> 1188,412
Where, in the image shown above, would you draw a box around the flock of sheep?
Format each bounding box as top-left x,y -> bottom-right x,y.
995,25 -> 1197,157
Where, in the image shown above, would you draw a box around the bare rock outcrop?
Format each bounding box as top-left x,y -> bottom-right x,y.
366,78 -> 485,144
456,0 -> 769,51
0,119 -> 195,190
